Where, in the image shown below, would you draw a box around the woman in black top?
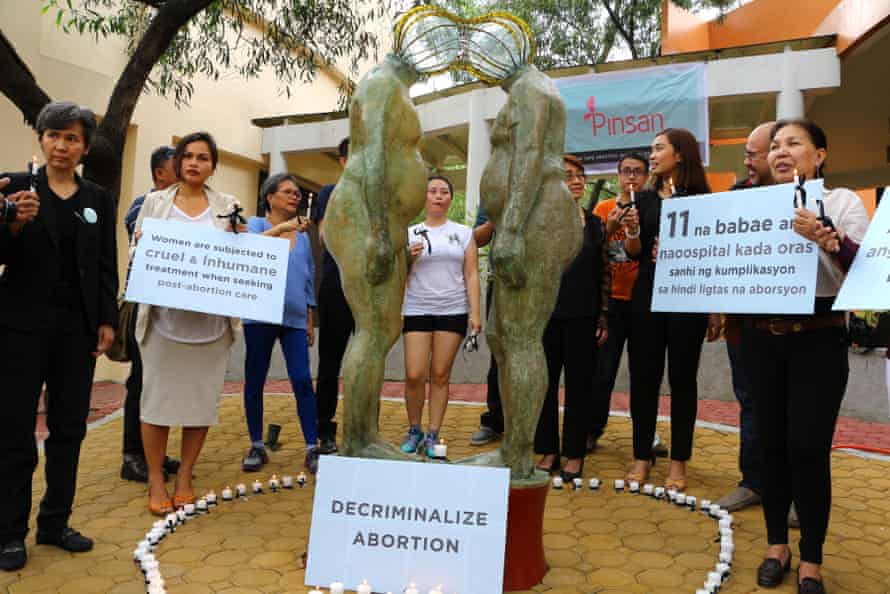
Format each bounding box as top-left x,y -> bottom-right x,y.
0,102 -> 118,571
534,155 -> 610,482
621,128 -> 719,490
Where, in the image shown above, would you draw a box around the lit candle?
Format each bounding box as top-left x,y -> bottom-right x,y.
176,509 -> 187,523
357,580 -> 372,594
236,483 -> 248,497
686,495 -> 697,510
700,498 -> 711,511
793,168 -> 800,186
252,479 -> 263,494
669,177 -> 676,196
196,498 -> 208,514
184,503 -> 196,517
613,479 -> 625,491
433,438 -> 448,458
588,478 -> 600,490
282,475 -> 294,489
572,477 -> 583,490
552,476 -> 563,489
148,531 -> 162,547
29,155 -> 38,192
629,183 -> 636,206
707,571 -> 722,586
719,551 -> 732,565
269,475 -> 280,492
709,503 -> 721,518
696,590 -> 709,594
153,520 -> 166,534
654,487 -> 665,500
405,582 -> 419,594
222,486 -> 234,501
206,491 -> 218,506
297,472 -> 307,487
675,493 -> 687,506
720,541 -> 734,556
719,516 -> 732,531
717,562 -> 731,578
307,196 -> 313,219
329,582 -> 345,594
642,483 -> 654,496
428,585 -> 443,594
629,481 -> 640,494
308,588 -> 323,594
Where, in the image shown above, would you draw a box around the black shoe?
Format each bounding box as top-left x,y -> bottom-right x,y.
757,550 -> 792,587
560,461 -> 584,484
120,454 -> 149,483
304,447 -> 320,475
799,574 -> 826,594
0,541 -> 26,571
242,445 -> 269,472
162,456 -> 181,475
36,527 -> 93,553
318,435 -> 338,455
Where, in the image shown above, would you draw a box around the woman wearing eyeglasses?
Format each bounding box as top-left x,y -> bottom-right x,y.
400,176 -> 481,457
533,155 -> 610,482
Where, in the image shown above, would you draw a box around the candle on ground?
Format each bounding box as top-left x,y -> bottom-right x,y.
329,582 -> 345,594
572,477 -> 583,490
282,475 -> 294,488
297,472 -> 307,487
613,479 -> 625,491
356,579 -> 372,594
206,491 -> 218,506
252,479 -> 263,494
236,483 -> 248,498
552,476 -> 563,489
588,478 -> 600,490
404,582 -> 419,594
269,474 -> 280,492
308,588 -> 323,594
433,438 -> 447,458
196,498 -> 208,513
222,486 -> 233,501
428,585 -> 444,594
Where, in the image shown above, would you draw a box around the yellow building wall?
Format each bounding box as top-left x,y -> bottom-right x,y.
0,3 -> 347,381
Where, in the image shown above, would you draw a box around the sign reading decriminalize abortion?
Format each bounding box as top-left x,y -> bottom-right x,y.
834,195 -> 890,311
306,456 -> 509,594
651,180 -> 823,314
126,218 -> 289,324
554,63 -> 708,174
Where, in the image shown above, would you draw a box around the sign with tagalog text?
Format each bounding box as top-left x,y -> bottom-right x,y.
126,218 -> 289,324
651,180 -> 823,314
306,456 -> 510,594
833,196 -> 890,311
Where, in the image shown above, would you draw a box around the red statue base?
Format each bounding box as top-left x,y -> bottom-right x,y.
502,480 -> 548,591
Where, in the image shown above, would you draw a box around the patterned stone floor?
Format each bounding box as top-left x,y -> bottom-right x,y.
7,395 -> 890,594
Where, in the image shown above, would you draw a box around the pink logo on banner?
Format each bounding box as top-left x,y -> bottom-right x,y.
583,96 -> 666,137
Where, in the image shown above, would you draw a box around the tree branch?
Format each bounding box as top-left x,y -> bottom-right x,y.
600,0 -> 638,60
0,29 -> 52,127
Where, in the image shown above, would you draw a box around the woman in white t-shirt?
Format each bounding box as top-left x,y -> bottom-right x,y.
400,176 -> 481,457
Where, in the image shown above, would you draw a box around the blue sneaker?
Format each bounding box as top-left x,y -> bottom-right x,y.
424,431 -> 439,458
400,426 -> 425,454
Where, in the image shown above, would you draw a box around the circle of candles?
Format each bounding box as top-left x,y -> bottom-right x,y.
282,475 -> 294,489
552,476 -> 563,489
297,472 -> 307,487
252,479 -> 263,494
222,486 -> 234,501
629,481 -> 640,493
572,477 -> 583,490
236,483 -> 248,497
654,487 -> 665,499
197,498 -> 208,514
642,483 -> 655,496
329,582 -> 345,594
588,478 -> 600,490
613,479 -> 625,491
405,582 -> 419,594
433,438 -> 448,458
269,475 -> 280,492
357,580 -> 372,594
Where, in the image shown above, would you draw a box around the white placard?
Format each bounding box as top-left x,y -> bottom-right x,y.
306,456 -> 510,594
126,218 -> 289,324
833,197 -> 890,310
651,180 -> 822,314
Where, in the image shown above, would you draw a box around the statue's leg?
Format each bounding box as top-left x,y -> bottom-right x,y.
498,338 -> 547,479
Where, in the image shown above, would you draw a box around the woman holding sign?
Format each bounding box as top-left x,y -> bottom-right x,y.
743,120 -> 867,594
241,173 -> 320,474
622,128 -> 720,490
132,132 -> 242,515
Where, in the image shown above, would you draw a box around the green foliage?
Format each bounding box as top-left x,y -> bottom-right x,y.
42,0 -> 387,107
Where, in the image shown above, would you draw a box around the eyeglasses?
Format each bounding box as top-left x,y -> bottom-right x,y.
619,168 -> 646,177
565,173 -> 585,181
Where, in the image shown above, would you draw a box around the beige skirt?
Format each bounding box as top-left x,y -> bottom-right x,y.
140,326 -> 233,427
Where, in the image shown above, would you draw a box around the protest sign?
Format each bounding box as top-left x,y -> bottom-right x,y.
834,197 -> 890,311
306,456 -> 510,594
126,218 -> 289,324
651,180 -> 823,314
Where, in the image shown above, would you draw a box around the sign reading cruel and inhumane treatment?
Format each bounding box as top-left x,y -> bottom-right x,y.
651,180 -> 823,314
306,456 -> 510,594
834,196 -> 890,311
126,218 -> 289,324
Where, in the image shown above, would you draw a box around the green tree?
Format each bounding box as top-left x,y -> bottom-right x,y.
0,0 -> 387,203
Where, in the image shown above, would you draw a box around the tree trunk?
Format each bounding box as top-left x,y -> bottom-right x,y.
0,30 -> 52,127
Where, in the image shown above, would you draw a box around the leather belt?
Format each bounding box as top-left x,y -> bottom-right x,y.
746,314 -> 845,336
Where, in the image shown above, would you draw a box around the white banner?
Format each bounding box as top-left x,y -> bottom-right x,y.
833,196 -> 890,311
306,456 -> 510,594
651,180 -> 823,314
126,218 -> 289,324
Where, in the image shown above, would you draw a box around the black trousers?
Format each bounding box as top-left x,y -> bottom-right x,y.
480,282 -> 503,432
741,325 -> 848,564
534,317 -> 597,459
122,305 -> 143,456
0,306 -> 96,543
628,310 -> 707,461
315,274 -> 354,439
590,298 -> 632,438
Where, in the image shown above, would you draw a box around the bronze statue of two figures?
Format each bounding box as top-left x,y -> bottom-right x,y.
325,7 -> 581,483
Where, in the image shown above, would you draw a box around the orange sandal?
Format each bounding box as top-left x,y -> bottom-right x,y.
149,497 -> 174,516
173,493 -> 195,508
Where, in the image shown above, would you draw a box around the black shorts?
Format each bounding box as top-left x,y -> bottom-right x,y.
402,314 -> 468,337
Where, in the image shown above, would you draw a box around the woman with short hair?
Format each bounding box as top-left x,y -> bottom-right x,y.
133,131 -> 241,515
400,176 -> 481,457
622,128 -> 720,490
241,173 -> 320,474
0,101 -> 118,569
745,119 -> 868,594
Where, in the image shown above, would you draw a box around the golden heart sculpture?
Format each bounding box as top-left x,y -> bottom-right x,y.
394,5 -> 536,84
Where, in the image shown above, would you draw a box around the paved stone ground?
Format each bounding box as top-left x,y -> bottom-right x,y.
11,395 -> 890,594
